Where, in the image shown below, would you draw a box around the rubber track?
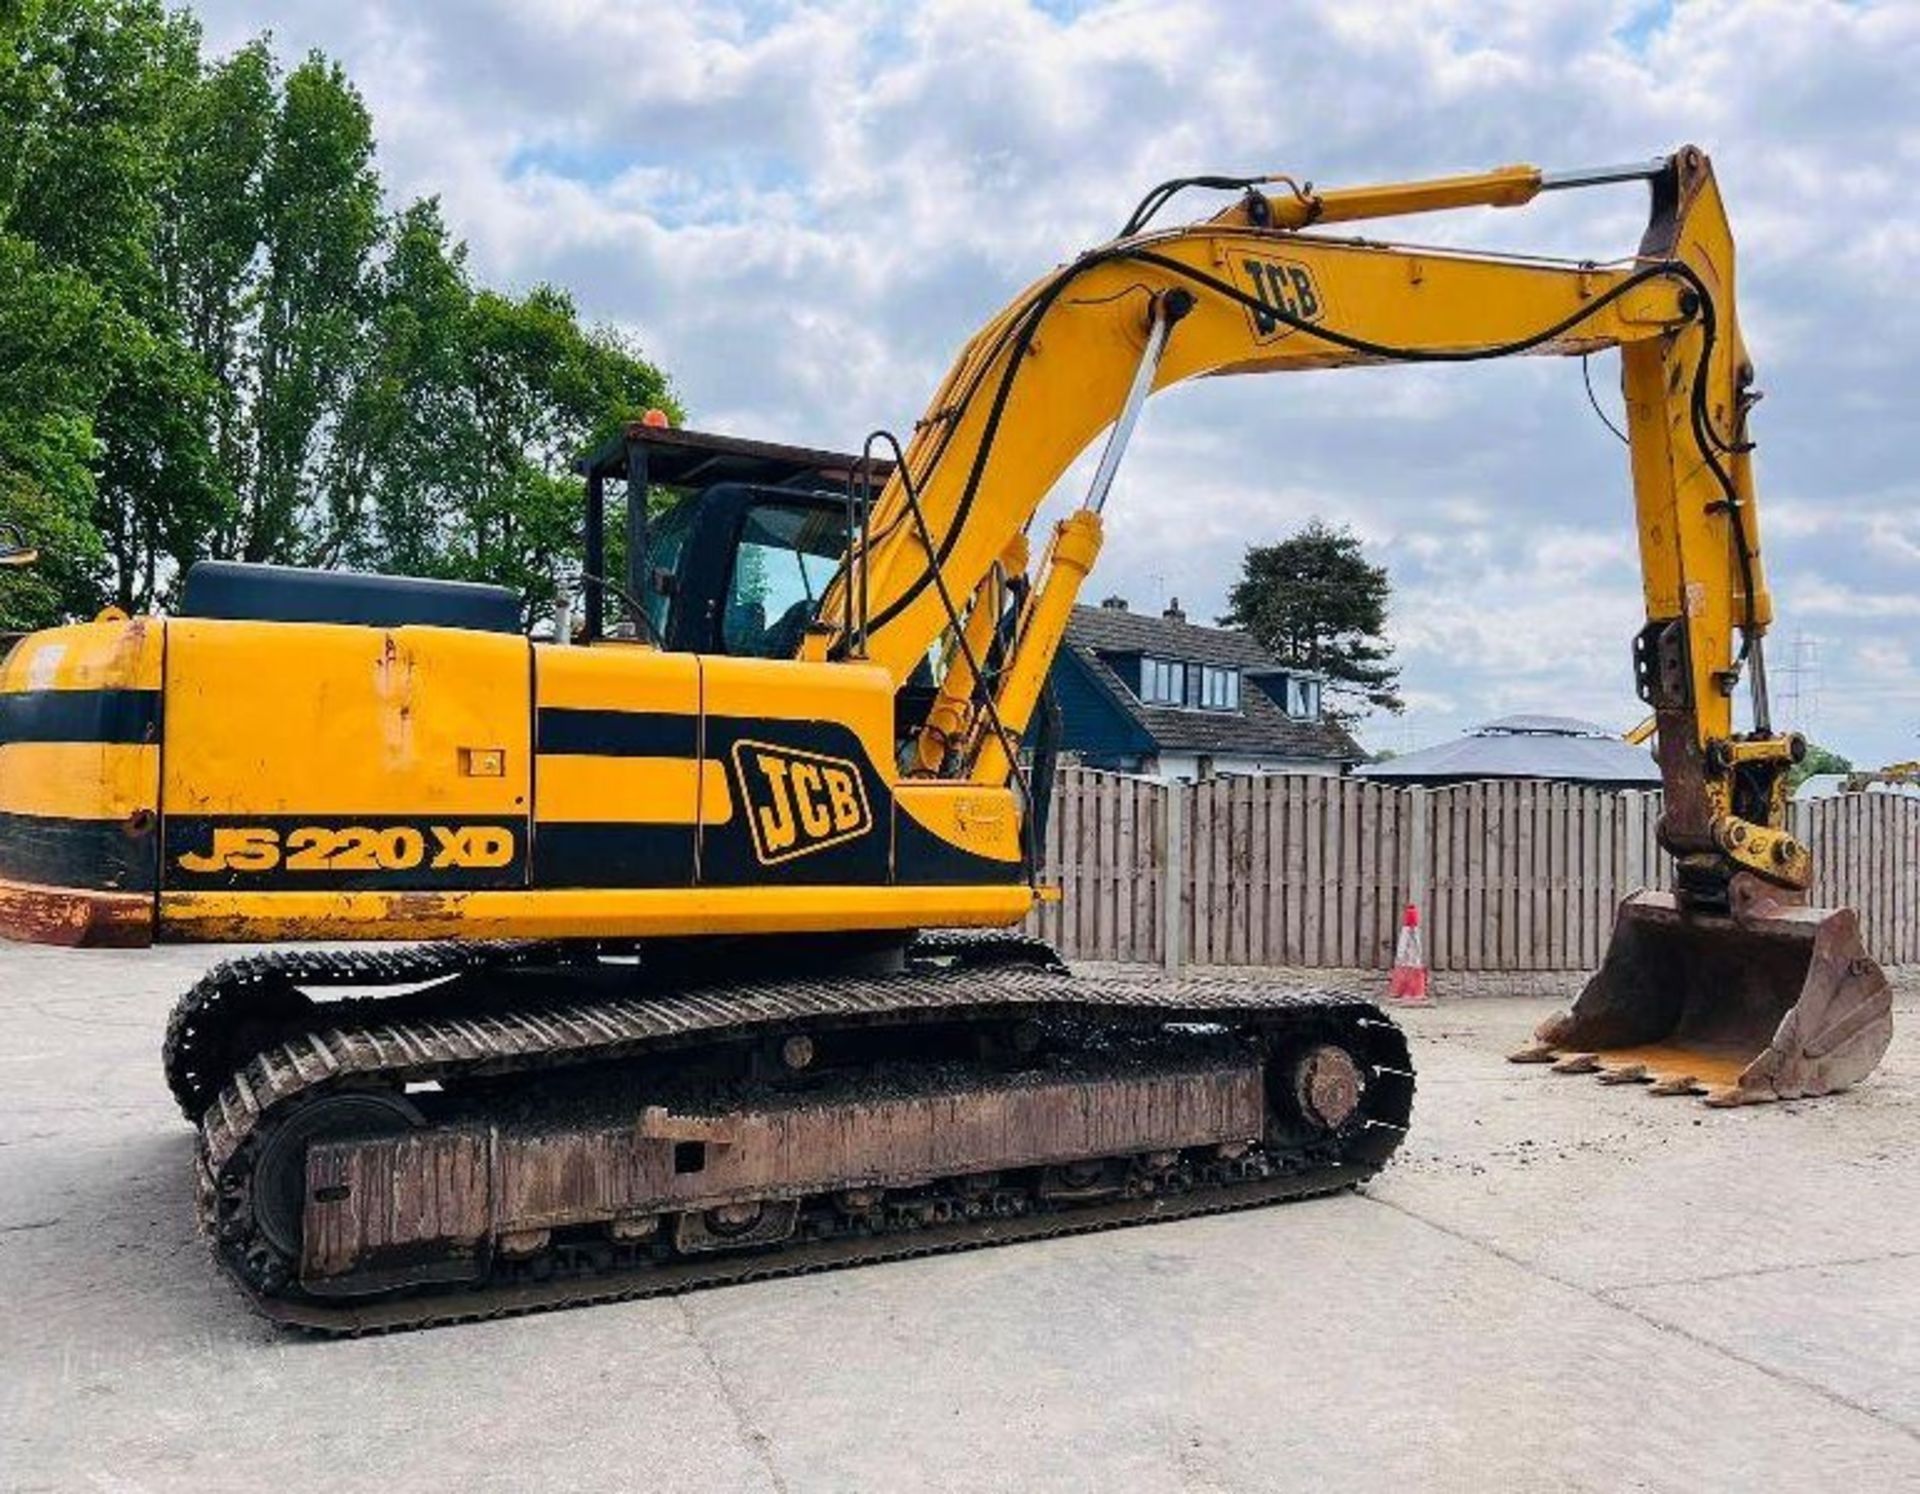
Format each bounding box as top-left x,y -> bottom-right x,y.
162,940 -> 562,1122
165,932 -> 1054,1123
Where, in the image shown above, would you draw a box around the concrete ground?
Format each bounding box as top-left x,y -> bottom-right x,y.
1,946 -> 1916,1494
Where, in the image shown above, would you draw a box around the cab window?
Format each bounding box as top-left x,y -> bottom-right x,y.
642,494 -> 698,643
723,502 -> 847,658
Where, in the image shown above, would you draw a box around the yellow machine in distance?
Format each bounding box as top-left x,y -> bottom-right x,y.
1844,762 -> 1920,793
0,147 -> 1893,1330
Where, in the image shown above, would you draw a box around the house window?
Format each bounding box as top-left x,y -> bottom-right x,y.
1198,666 -> 1240,711
1285,677 -> 1320,719
1140,657 -> 1185,705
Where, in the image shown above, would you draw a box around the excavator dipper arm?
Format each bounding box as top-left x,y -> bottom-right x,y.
808,146 -> 1889,1104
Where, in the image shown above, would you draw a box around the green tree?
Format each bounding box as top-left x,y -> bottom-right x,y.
239,52 -> 380,564
1221,519 -> 1404,724
0,236 -> 110,629
329,197 -> 478,576
331,211 -> 679,618
457,285 -> 677,618
0,1 -> 678,629
1788,742 -> 1852,790
1,0 -> 199,293
160,38 -> 275,513
91,327 -> 223,610
0,0 -> 228,615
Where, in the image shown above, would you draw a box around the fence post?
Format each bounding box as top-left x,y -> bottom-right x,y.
1161,783 -> 1185,972
1407,785 -> 1431,930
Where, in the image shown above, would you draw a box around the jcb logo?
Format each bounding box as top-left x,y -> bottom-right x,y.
731,741 -> 872,866
1229,254 -> 1324,345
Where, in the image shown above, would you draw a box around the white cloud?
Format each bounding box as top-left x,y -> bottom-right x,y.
186,0 -> 1920,764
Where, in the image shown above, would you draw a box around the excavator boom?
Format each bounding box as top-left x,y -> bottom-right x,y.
800,144 -> 1887,1103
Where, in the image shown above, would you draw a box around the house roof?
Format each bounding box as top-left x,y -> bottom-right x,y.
1063,604 -> 1363,763
1355,716 -> 1661,786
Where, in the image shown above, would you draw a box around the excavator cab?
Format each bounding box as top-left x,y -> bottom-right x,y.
572,423 -> 985,772
574,422 -> 871,658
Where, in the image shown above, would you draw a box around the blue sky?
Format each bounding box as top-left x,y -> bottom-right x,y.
190,0 -> 1920,766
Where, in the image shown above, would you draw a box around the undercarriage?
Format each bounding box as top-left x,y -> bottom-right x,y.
165,934 -> 1414,1333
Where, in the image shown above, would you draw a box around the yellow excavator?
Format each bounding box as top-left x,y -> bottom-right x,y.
0,146 -> 1891,1330
1845,762 -> 1920,793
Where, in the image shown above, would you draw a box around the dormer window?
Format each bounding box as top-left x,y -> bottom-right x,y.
1198,666 -> 1240,711
1141,657 -> 1184,705
1138,657 -> 1240,711
1065,604 -> 1357,779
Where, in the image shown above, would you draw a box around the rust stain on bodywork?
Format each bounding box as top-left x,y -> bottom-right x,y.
0,879 -> 151,947
155,891 -> 473,943
373,631 -> 420,772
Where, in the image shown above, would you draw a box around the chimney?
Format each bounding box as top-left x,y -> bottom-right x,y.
1100,595 -> 1128,611
1163,597 -> 1186,624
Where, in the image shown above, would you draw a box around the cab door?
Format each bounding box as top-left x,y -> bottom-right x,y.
690,492 -> 895,889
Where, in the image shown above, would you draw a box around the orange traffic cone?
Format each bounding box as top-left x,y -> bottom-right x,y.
1388,903 -> 1430,1005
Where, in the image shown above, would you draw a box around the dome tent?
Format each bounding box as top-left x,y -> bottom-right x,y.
1355,715 -> 1661,789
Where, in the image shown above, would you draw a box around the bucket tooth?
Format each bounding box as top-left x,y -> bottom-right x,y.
1645,1074 -> 1704,1097
1506,1041 -> 1560,1065
1523,891 -> 1894,1107
1595,1063 -> 1650,1086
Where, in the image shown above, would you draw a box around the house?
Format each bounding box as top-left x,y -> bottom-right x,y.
1354,714 -> 1661,789
1048,597 -> 1364,780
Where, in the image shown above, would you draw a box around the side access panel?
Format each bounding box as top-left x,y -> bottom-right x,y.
699,657 -> 895,888
894,781 -> 1025,887
531,644 -> 703,888
159,622 -> 532,917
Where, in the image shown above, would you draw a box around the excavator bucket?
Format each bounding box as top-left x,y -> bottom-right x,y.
1510,891 -> 1893,1106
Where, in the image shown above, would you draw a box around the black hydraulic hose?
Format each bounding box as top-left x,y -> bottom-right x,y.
1123,246 -> 1674,362
862,217 -> 1762,683
1109,246 -> 1764,645
864,428 -> 1041,889
860,268 -> 1083,639
1119,174 -> 1283,238
576,569 -> 662,647
874,246 -> 1655,638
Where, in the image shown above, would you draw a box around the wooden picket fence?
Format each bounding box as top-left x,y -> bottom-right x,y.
1025,766 -> 1920,970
